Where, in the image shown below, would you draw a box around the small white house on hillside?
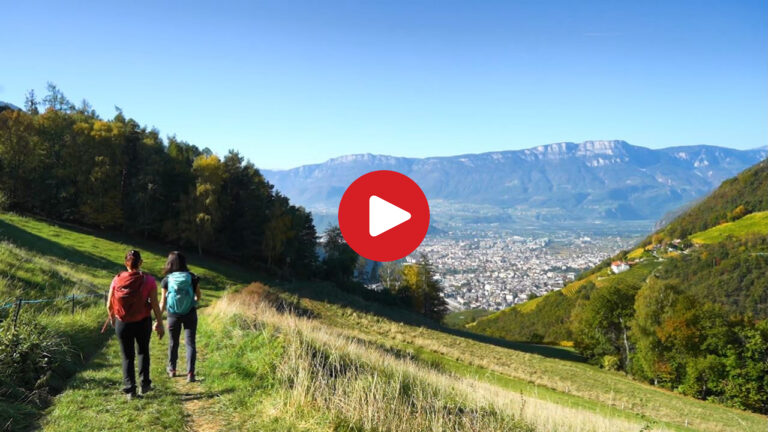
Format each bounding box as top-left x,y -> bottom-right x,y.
611,261 -> 630,274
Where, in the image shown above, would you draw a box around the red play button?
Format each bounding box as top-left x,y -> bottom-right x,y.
338,170 -> 430,262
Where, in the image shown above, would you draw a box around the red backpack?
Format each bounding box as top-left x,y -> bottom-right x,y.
111,271 -> 150,322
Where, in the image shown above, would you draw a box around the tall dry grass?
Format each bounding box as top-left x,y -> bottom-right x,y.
207,284 -> 668,432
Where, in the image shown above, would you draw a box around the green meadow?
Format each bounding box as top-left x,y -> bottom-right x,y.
0,213 -> 765,431
690,211 -> 768,244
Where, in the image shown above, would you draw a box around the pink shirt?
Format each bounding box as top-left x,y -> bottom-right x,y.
110,272 -> 157,296
110,272 -> 157,320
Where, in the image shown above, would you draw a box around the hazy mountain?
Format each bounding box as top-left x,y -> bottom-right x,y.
464,160 -> 768,414
0,101 -> 22,112
263,141 -> 766,224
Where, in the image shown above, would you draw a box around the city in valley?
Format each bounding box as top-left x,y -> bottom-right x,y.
402,228 -> 640,311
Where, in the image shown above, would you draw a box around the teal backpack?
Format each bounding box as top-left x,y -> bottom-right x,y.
166,272 -> 196,315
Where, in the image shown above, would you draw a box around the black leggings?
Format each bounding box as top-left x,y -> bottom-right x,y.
115,316 -> 152,394
167,308 -> 197,374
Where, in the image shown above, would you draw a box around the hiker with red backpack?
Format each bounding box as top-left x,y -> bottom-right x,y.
106,250 -> 165,399
159,251 -> 201,383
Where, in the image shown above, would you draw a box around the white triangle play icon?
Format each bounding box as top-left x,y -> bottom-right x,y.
369,195 -> 411,237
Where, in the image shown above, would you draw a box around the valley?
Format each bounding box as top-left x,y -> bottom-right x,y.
409,229 -> 637,310
1,213 -> 764,431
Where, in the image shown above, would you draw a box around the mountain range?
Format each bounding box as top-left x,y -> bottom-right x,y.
463,158 -> 768,413
263,140 -> 766,225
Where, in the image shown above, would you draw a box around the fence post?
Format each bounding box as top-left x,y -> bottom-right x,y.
12,298 -> 22,332
71,293 -> 75,314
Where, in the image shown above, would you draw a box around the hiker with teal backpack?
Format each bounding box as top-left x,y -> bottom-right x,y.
160,251 -> 201,382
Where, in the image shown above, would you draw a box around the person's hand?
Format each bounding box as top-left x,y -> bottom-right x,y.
154,321 -> 165,339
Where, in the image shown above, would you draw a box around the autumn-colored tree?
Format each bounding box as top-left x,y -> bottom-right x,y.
400,254 -> 448,321
0,110 -> 38,209
727,204 -> 749,221
187,154 -> 226,255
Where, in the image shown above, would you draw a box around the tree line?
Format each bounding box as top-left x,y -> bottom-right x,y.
0,84 -> 449,321
321,226 -> 448,321
0,84 -> 317,277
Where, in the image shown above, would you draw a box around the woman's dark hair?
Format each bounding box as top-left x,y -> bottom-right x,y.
125,250 -> 142,270
163,251 -> 189,275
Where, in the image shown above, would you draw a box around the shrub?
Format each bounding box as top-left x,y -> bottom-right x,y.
0,316 -> 69,406
601,355 -> 620,371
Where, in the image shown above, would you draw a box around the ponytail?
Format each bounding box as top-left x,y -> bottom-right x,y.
125,250 -> 142,270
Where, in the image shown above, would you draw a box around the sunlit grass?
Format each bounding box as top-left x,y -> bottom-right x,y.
0,212 -> 261,430
304,288 -> 765,432
202,286 -> 662,432
690,211 -> 768,244
3,212 -> 766,431
41,331 -> 187,432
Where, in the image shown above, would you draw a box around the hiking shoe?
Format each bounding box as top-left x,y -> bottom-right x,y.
167,369 -> 176,378
187,373 -> 196,383
140,384 -> 152,394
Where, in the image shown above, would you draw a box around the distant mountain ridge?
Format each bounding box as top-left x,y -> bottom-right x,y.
263,141 -> 766,223
463,159 -> 768,412
0,101 -> 22,112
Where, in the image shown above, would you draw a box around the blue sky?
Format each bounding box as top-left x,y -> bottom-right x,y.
1,1 -> 765,169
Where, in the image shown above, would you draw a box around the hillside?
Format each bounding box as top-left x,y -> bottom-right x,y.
2,214 -> 765,431
469,261 -> 660,343
658,159 -> 768,240
690,211 -> 768,244
263,141 -> 766,224
467,159 -> 768,412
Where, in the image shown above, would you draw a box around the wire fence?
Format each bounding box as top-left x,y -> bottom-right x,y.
0,291 -> 107,332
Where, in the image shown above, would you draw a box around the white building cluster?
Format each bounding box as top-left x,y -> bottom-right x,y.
410,231 -> 632,311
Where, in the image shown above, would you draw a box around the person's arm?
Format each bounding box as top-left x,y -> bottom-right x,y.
192,274 -> 201,303
106,280 -> 115,322
159,277 -> 168,312
159,288 -> 167,312
149,285 -> 165,338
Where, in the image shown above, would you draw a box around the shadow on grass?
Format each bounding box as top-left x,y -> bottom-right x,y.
178,389 -> 232,402
0,216 -> 260,291
0,219 -> 121,274
276,280 -> 586,363
14,330 -> 114,432
0,214 -> 583,363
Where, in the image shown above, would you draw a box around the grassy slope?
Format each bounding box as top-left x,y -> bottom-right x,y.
469,164 -> 768,345
660,159 -> 768,241
0,212 -> 259,431
301,295 -> 765,431
690,211 -> 768,244
469,261 -> 661,345
443,308 -> 491,328
1,213 -> 765,431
